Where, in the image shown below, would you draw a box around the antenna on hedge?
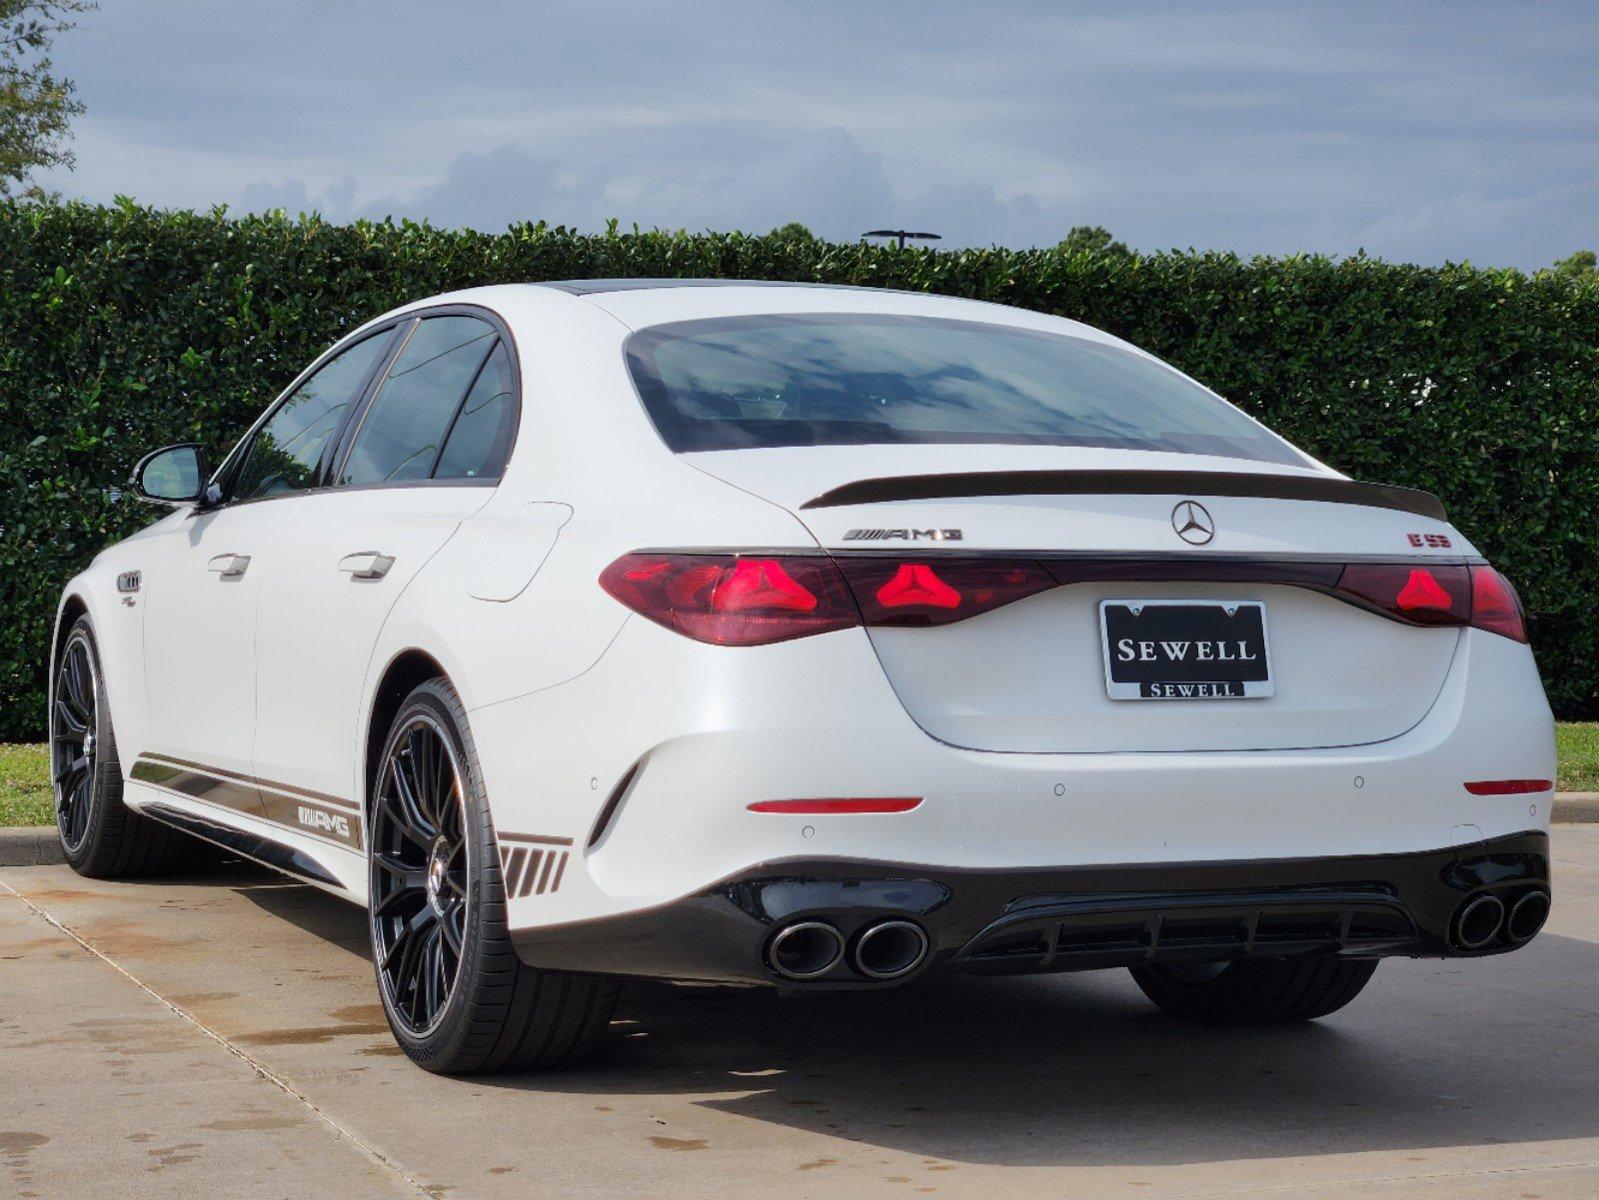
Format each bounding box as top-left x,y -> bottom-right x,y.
863,229 -> 941,250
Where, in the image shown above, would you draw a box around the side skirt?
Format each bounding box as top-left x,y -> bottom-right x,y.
141,801 -> 346,891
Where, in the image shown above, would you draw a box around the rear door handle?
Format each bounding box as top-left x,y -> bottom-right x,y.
206,553 -> 251,578
338,551 -> 395,580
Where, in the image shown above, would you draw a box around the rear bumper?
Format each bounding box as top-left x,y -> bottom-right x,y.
511,829 -> 1551,986
473,615 -> 1554,935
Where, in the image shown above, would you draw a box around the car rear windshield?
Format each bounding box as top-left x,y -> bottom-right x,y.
624,314 -> 1305,466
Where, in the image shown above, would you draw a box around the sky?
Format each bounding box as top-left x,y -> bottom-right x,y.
30,1 -> 1599,269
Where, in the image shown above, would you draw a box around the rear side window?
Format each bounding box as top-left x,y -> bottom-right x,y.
340,316 -> 498,486
625,314 -> 1305,467
435,340 -> 517,480
232,331 -> 392,502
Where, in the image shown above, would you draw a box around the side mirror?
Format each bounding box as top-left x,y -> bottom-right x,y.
130,443 -> 213,507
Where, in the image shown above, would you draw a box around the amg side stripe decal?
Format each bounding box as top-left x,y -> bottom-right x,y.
497,836 -> 572,899
497,831 -> 574,847
130,754 -> 364,852
139,752 -> 361,811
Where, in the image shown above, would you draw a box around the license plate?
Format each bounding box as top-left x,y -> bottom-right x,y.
1100,600 -> 1273,700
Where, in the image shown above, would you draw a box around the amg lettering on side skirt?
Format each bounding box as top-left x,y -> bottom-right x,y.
297,805 -> 352,839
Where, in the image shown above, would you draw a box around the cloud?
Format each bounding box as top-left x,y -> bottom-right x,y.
239,176 -> 358,220
358,127 -> 1056,248
27,1 -> 1599,268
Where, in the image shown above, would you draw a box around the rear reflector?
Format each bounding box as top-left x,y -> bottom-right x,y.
1463,779 -> 1553,795
747,798 -> 923,814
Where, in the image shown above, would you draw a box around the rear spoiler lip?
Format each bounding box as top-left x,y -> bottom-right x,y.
799,469 -> 1448,522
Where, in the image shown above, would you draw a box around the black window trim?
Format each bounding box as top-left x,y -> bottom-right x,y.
427,335 -> 504,480
328,303 -> 523,494
208,302 -> 523,511
211,320 -> 406,508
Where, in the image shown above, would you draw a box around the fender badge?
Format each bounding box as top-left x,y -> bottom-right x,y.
116,571 -> 142,594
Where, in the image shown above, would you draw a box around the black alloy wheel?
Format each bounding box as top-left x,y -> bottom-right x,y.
365,677 -> 619,1073
52,630 -> 100,853
370,714 -> 470,1037
53,615 -> 190,877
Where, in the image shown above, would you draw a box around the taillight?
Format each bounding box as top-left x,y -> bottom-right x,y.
838,558 -> 1056,627
1468,564 -> 1528,643
602,552 -> 1532,646
600,553 -> 1059,643
599,554 -> 858,646
1335,564 -> 1471,626
1334,562 -> 1527,642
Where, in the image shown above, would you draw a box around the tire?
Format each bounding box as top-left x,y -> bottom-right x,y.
52,616 -> 192,878
1130,957 -> 1378,1025
367,677 -> 619,1074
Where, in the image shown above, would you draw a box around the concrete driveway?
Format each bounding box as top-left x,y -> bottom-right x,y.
4,830 -> 1598,1200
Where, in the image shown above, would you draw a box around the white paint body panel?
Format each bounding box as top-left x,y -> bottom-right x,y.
51,281 -> 1553,941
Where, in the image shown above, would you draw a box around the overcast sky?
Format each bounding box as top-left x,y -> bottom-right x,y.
31,2 -> 1599,268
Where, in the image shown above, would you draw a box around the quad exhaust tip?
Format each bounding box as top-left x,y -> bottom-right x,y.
852,919 -> 929,980
1453,894 -> 1506,950
1505,888 -> 1551,945
768,921 -> 845,980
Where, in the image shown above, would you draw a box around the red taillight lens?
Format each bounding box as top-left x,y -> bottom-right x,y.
1334,561 -> 1528,643
1468,564 -> 1528,643
839,558 -> 1056,627
600,554 -> 858,645
1335,563 -> 1471,626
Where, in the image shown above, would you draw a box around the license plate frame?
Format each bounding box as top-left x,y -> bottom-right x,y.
1099,599 -> 1274,701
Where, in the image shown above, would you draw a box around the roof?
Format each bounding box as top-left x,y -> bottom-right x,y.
530,278 -> 899,297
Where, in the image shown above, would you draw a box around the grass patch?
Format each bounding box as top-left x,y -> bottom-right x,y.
1558,723 -> 1599,793
0,743 -> 51,827
0,727 -> 1596,828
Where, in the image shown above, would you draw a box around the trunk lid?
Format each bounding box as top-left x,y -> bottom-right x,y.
686,447 -> 1470,753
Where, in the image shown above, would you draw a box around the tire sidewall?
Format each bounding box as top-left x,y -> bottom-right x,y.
55,617 -> 122,869
368,678 -> 502,1065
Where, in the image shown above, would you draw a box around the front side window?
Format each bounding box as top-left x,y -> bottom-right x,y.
625,314 -> 1306,467
232,331 -> 393,502
339,316 -> 498,486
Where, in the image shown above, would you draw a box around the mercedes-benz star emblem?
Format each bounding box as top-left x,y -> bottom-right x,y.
1171,500 -> 1215,545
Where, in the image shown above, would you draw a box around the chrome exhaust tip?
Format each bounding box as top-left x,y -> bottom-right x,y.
851,919 -> 929,980
768,921 -> 845,980
1505,888 -> 1551,945
1453,894 -> 1506,950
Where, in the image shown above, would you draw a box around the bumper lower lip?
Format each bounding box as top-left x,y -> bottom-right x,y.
511,830 -> 1551,987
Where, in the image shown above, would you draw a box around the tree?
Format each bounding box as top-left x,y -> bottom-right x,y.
1056,225 -> 1130,256
1552,250 -> 1597,279
769,221 -> 815,244
1,0 -> 94,198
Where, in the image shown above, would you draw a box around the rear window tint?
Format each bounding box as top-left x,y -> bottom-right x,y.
625,314 -> 1305,467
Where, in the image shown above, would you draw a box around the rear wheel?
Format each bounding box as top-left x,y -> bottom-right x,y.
53,616 -> 190,877
367,677 -> 618,1073
1130,957 -> 1377,1025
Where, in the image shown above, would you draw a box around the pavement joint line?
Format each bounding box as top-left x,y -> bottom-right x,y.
0,874 -> 435,1200
1171,1155 -> 1599,1199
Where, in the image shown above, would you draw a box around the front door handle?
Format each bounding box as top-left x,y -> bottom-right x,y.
206,553 -> 251,578
338,551 -> 395,580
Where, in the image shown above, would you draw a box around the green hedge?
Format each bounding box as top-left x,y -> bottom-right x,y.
2,199 -> 1597,739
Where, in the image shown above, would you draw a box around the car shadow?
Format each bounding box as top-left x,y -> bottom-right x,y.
216,867 -> 1599,1169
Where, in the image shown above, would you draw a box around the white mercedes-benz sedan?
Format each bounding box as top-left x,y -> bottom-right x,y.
51,279 -> 1556,1073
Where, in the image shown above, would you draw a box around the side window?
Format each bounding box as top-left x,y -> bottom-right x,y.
232,332 -> 391,502
339,316 -> 496,486
435,340 -> 517,480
